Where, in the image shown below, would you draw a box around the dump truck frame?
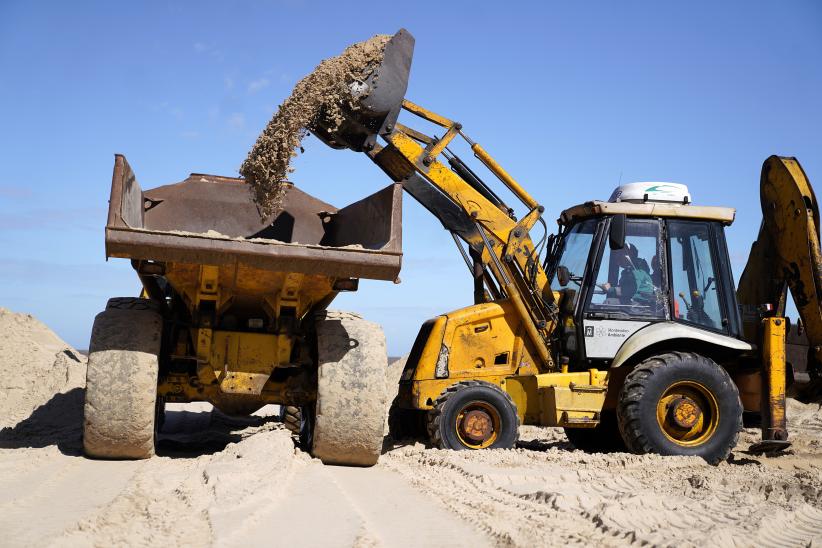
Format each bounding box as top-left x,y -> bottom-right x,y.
84,155 -> 403,466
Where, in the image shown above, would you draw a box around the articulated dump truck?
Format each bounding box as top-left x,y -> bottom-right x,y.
84,155 -> 402,466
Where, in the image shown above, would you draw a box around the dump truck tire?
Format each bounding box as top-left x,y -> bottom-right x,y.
83,299 -> 163,459
105,296 -> 161,313
311,311 -> 387,466
427,380 -> 519,450
564,411 -> 626,453
617,352 -> 742,465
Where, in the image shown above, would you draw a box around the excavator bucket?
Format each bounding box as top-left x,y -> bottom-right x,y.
311,29 -> 415,153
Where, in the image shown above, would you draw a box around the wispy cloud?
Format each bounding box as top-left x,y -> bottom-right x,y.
224,76 -> 235,90
192,42 -> 225,62
227,112 -> 245,130
248,78 -> 270,94
180,130 -> 201,139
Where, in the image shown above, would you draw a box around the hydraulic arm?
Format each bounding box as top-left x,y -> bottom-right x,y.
308,29 -> 559,370
738,156 -> 822,449
368,100 -> 559,370
738,156 -> 822,377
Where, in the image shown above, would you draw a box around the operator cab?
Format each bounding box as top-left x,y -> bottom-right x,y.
549,183 -> 743,368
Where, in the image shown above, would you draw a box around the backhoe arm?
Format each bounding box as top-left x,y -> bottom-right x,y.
737,156 -> 822,379
739,156 -> 821,450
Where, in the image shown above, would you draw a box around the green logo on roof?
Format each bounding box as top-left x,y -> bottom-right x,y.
645,184 -> 677,193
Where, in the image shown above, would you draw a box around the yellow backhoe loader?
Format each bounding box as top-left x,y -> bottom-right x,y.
309,29 -> 821,463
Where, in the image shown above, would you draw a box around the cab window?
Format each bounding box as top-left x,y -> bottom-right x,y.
550,219 -> 598,309
587,219 -> 666,319
668,221 -> 724,331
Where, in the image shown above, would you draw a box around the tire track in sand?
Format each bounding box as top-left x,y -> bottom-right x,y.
382,431 -> 822,548
0,449 -> 139,547
221,450 -> 492,547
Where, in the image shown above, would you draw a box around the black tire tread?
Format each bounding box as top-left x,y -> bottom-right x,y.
281,405 -> 301,435
105,297 -> 161,312
617,351 -> 742,464
426,380 -> 520,449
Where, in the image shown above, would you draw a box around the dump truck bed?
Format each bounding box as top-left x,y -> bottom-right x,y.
105,155 -> 403,281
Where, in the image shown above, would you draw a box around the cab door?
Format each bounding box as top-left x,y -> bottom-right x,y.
581,218 -> 668,359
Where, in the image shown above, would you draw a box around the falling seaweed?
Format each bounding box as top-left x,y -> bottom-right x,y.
240,34 -> 390,217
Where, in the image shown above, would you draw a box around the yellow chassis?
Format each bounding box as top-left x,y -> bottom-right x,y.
397,300 -> 609,428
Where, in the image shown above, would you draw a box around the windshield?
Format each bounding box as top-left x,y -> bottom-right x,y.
668,221 -> 724,331
550,219 -> 598,295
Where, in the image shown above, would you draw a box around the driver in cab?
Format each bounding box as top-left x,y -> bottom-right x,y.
599,244 -> 656,307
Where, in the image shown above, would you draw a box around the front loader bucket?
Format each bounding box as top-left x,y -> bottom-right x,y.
312,29 -> 415,152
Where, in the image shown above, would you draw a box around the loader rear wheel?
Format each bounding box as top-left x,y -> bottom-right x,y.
564,411 -> 626,453
617,352 -> 742,464
310,311 -> 387,466
427,381 -> 519,450
83,298 -> 163,459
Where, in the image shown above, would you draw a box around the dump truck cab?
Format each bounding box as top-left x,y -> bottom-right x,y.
550,182 -> 752,372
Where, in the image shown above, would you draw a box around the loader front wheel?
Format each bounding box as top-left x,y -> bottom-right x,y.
83,298 -> 163,459
427,381 -> 519,450
311,311 -> 387,466
616,352 -> 742,464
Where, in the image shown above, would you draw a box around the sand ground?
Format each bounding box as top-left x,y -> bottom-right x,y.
1,308 -> 821,547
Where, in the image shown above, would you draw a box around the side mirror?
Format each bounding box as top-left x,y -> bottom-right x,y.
556,265 -> 570,287
609,214 -> 626,250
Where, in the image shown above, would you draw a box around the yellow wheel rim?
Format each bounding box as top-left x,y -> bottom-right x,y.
455,401 -> 501,449
655,380 -> 719,447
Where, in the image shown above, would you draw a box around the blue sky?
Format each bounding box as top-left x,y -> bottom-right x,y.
1,1 -> 820,353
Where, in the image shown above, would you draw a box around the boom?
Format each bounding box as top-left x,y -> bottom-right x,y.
309,29 -> 559,370
737,156 -> 822,382
370,100 -> 559,370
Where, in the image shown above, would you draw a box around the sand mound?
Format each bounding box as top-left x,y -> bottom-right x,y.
0,308 -> 85,430
240,34 -> 390,216
55,413 -> 300,547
